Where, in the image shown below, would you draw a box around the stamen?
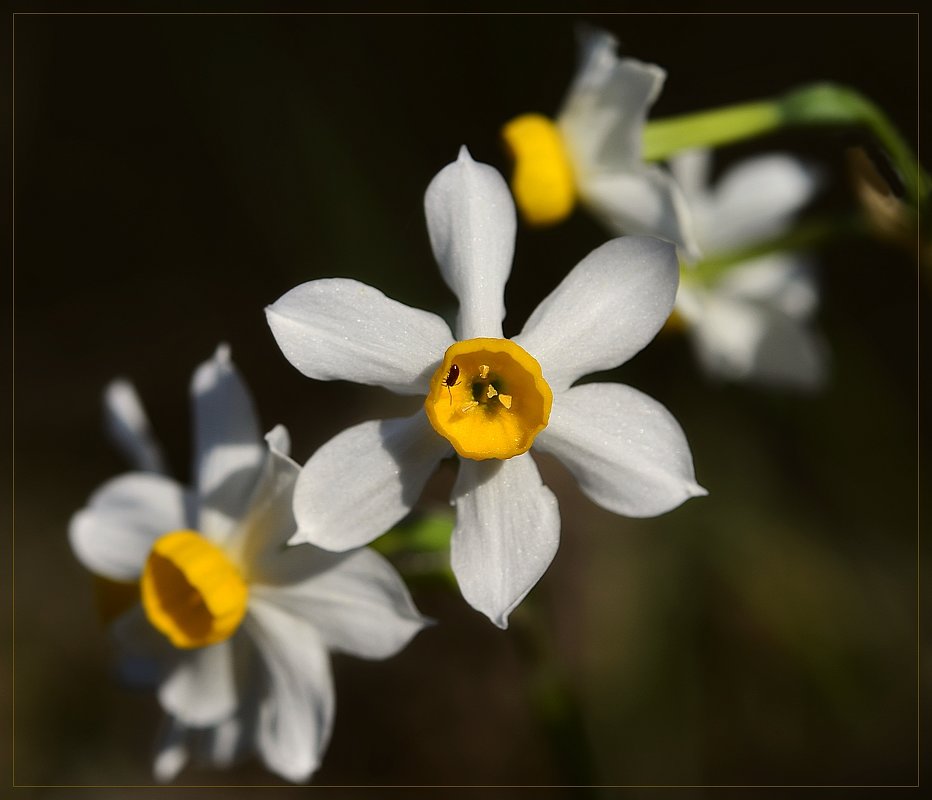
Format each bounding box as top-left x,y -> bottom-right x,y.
424,337 -> 552,460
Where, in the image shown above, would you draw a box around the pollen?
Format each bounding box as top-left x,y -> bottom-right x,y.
141,530 -> 248,649
501,113 -> 577,226
424,338 -> 553,460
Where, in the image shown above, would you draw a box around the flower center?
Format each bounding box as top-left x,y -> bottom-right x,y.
141,530 -> 248,649
424,338 -> 553,461
501,113 -> 576,226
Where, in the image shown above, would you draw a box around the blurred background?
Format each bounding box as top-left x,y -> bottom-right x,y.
8,10 -> 924,795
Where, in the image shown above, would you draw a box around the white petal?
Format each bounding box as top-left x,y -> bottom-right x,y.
103,379 -> 167,474
246,598 -> 335,783
580,165 -> 701,259
681,278 -> 826,389
291,411 -> 449,552
69,473 -> 193,581
252,546 -> 427,660
514,236 -> 680,392
224,427 -> 301,576
200,714 -> 251,770
266,278 -> 454,395
535,383 -> 706,516
450,454 -> 560,629
153,717 -> 190,783
424,147 -> 516,339
703,154 -> 820,252
558,27 -> 665,171
158,639 -> 238,727
716,253 -> 819,318
191,345 -> 265,537
668,148 -> 713,207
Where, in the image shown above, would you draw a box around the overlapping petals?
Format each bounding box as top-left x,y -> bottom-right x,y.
555,27 -> 700,259
558,27 -> 664,171
246,600 -> 336,783
670,149 -> 825,388
290,412 -> 450,551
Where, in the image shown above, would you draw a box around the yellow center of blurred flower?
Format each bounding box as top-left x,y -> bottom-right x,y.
501,113 -> 576,226
141,530 -> 248,649
424,338 -> 552,461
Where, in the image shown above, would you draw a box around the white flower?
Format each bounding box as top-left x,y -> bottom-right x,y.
502,26 -> 700,258
266,149 -> 705,630
669,148 -> 827,388
69,345 -> 426,783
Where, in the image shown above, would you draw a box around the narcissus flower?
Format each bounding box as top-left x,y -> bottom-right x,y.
669,149 -> 826,388
267,149 -> 705,629
501,26 -> 700,259
69,346 -> 426,783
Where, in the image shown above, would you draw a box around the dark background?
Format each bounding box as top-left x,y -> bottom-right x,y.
8,10 -> 925,794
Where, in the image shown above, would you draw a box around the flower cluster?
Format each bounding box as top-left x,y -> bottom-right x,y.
66,18 -> 899,784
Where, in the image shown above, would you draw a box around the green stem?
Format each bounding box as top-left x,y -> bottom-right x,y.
688,213 -> 868,285
643,82 -> 926,206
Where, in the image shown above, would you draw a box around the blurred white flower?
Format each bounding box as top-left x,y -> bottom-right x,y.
670,149 -> 827,388
70,345 -> 426,783
267,149 -> 705,630
502,26 -> 700,258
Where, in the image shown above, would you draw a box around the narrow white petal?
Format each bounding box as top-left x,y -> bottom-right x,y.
224,427 -> 301,576
580,165 -> 701,259
535,383 -> 706,517
104,379 -> 167,474
703,154 -> 820,252
266,278 -> 454,395
558,27 -> 665,171
424,147 -> 516,339
246,598 -> 335,783
669,148 -> 713,206
514,236 -> 680,393
450,455 -> 560,629
158,639 -> 238,727
200,714 -> 250,770
190,345 -> 265,537
252,546 -> 427,660
153,717 -> 190,783
69,473 -> 192,581
292,411 -> 449,552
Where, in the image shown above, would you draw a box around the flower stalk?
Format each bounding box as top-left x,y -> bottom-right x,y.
644,82 -> 926,206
